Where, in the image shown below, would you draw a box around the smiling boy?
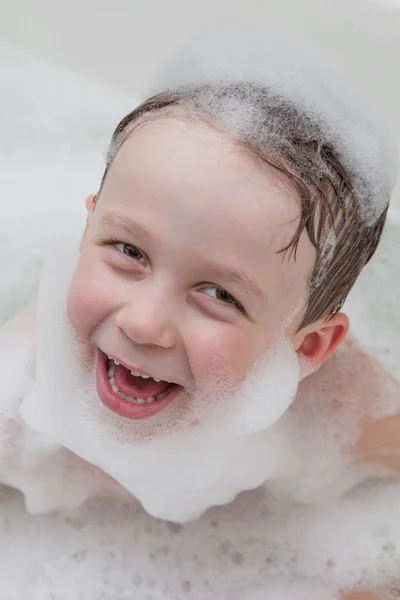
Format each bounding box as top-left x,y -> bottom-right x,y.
0,27 -> 399,600
0,78 -> 396,521
0,51 -> 399,599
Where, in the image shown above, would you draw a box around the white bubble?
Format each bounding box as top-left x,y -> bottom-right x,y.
144,19 -> 398,227
20,249 -> 391,525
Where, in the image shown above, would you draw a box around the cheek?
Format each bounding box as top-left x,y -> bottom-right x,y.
186,320 -> 271,384
67,258 -> 117,336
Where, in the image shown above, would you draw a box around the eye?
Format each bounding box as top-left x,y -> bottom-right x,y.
115,243 -> 146,264
203,286 -> 244,311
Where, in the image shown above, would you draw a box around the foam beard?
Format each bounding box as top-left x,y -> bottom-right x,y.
21,252 -> 301,522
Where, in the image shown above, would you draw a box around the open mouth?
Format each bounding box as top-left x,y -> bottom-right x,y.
96,350 -> 182,420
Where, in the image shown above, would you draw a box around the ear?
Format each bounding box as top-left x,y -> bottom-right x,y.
85,194 -> 96,214
294,312 -> 349,373
80,194 -> 97,250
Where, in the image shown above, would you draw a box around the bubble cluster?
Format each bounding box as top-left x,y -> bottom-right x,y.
1,480 -> 400,599
21,251 -> 303,523
143,20 -> 398,227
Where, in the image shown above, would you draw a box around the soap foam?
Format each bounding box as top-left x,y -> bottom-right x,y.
21,251 -> 303,522
144,20 -> 398,227
20,249 -> 393,525
1,479 -> 400,599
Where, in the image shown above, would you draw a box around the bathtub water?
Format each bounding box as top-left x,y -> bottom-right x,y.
1,479 -> 400,600
0,40 -> 400,599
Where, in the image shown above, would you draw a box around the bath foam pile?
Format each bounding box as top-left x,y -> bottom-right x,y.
1,478 -> 400,599
21,252 -> 304,522
23,252 -> 398,521
139,20 -> 398,229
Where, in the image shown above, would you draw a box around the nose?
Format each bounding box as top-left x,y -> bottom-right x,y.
115,285 -> 179,349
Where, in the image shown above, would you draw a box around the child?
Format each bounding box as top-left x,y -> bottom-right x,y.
0,22 -> 399,598
2,82 -> 399,506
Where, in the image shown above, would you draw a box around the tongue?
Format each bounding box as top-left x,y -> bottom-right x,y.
114,364 -> 172,399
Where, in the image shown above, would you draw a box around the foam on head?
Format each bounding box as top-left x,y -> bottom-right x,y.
103,24 -> 398,302
142,21 -> 397,228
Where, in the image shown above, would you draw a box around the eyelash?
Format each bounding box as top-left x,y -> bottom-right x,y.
100,237 -> 146,260
203,287 -> 245,313
100,238 -> 246,314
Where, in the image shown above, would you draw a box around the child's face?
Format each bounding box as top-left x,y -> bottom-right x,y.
67,116 -> 315,422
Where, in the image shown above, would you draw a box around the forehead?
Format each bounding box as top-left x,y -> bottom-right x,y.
100,116 -> 314,307
106,117 -> 298,242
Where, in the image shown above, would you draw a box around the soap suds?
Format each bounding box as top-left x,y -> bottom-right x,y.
145,20 -> 398,227
1,31 -> 400,599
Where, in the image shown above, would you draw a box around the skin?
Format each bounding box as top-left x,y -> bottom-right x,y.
67,111 -> 400,465
67,116 -> 348,396
295,336 -> 400,471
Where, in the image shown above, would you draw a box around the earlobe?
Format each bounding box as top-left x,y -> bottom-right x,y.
296,312 -> 349,372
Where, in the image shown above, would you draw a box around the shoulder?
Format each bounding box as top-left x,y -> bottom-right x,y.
298,335 -> 399,411
297,335 -> 400,471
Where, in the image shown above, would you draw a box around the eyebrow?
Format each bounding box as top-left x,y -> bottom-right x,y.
99,211 -> 268,304
99,212 -> 152,242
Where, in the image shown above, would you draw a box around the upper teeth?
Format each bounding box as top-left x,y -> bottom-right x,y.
107,357 -> 161,382
130,370 -> 153,380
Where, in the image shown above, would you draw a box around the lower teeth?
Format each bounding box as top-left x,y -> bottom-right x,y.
106,362 -> 175,405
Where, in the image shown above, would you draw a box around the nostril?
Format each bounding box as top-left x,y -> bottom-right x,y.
115,305 -> 179,349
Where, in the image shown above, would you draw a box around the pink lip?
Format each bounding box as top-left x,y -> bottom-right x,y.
96,350 -> 182,420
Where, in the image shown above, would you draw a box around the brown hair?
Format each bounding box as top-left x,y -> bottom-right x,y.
100,85 -> 389,331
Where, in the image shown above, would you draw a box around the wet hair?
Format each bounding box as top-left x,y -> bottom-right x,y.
100,83 -> 389,331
